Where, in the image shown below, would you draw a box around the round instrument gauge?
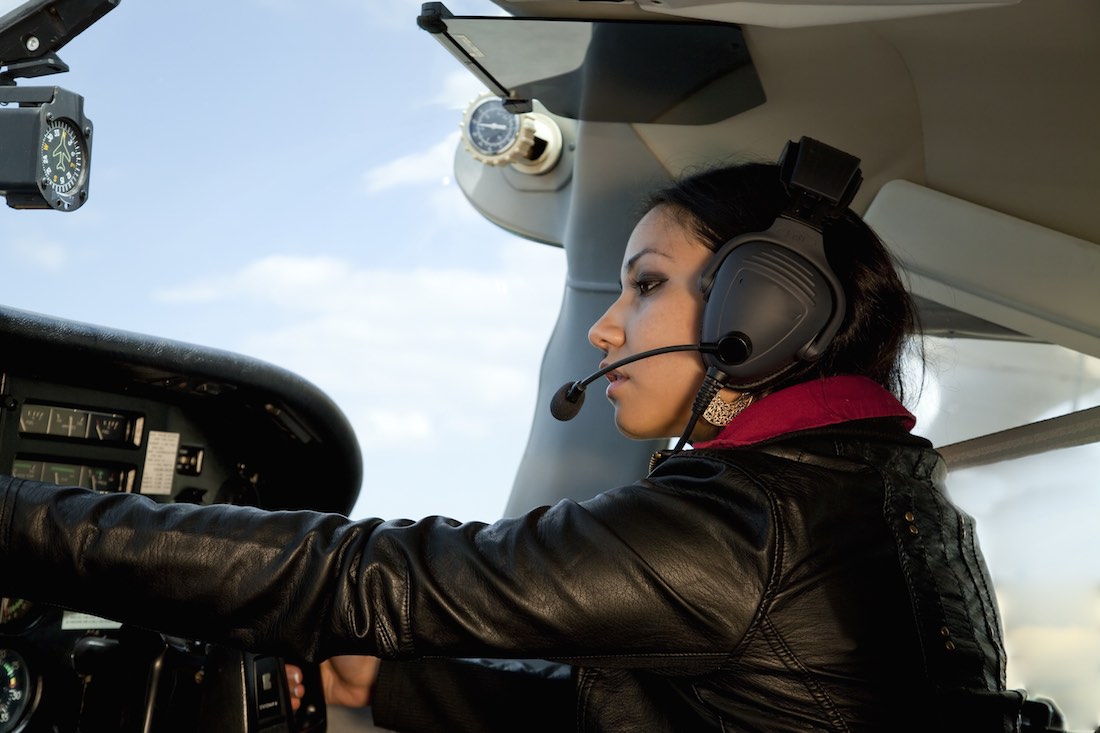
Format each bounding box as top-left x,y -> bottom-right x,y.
0,649 -> 35,733
0,600 -> 42,635
461,95 -> 563,174
463,96 -> 522,159
38,117 -> 88,206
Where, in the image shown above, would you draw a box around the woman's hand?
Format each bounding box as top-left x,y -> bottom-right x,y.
319,655 -> 381,707
285,656 -> 381,710
285,663 -> 307,712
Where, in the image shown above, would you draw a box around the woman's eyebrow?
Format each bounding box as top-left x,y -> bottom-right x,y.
622,247 -> 672,275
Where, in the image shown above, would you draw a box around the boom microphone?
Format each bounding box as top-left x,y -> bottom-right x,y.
549,344 -> 712,421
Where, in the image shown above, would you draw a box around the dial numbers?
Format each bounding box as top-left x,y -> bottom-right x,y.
460,95 -> 563,173
464,97 -> 521,157
0,649 -> 33,733
39,118 -> 87,196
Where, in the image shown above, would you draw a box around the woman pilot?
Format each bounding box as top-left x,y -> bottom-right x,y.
0,139 -> 1021,732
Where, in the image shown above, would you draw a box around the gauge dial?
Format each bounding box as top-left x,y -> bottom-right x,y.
460,95 -> 563,174
0,598 -> 44,636
39,118 -> 87,197
0,649 -> 33,733
0,600 -> 34,631
464,96 -> 521,157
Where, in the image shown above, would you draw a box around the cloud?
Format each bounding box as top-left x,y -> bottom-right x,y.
222,250 -> 562,386
362,131 -> 461,194
155,250 -> 544,321
430,69 -> 494,111
7,237 -> 68,271
360,0 -> 433,30
151,243 -> 567,520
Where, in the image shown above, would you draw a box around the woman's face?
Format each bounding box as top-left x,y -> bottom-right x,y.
588,206 -> 714,440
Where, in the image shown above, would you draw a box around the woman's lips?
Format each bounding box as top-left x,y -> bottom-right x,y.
605,370 -> 627,399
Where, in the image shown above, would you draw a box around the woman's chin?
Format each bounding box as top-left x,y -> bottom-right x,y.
614,414 -> 676,442
613,413 -> 649,441
613,407 -> 712,443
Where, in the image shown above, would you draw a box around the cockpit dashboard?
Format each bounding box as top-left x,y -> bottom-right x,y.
0,305 -> 361,732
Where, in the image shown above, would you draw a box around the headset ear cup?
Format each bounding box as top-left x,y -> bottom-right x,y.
700,231 -> 839,388
694,137 -> 857,390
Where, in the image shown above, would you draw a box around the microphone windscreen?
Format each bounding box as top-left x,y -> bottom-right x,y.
549,382 -> 585,421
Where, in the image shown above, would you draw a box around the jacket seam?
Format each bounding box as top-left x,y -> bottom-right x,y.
391,561 -> 411,656
963,516 -> 1007,678
358,542 -> 407,658
691,682 -> 731,733
575,667 -> 596,732
939,499 -> 1003,679
760,615 -> 850,733
702,456 -> 785,670
883,471 -> 945,681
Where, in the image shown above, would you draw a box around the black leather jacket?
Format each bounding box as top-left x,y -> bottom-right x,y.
0,419 -> 1021,732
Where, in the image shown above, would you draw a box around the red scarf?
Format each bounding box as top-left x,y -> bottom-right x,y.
692,375 -> 915,450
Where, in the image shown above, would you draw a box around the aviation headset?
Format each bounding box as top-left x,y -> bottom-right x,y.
698,137 -> 863,390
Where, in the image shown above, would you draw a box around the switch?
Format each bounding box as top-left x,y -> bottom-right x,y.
176,445 -> 204,476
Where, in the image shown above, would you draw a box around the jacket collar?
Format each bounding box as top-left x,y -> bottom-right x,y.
693,375 -> 915,450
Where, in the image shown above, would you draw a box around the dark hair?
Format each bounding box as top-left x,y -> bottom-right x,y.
646,162 -> 922,403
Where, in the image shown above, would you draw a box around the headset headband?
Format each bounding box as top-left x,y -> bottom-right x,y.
778,137 -> 862,229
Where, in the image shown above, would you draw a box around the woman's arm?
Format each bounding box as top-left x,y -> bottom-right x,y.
0,459 -> 770,666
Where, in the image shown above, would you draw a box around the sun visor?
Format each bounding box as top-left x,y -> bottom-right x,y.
419,3 -> 764,124
865,180 -> 1100,359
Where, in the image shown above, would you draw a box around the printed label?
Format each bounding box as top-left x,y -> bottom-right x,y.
142,430 -> 180,495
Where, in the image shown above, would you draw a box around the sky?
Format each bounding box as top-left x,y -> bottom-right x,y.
0,0 -> 566,522
3,1 -> 1100,724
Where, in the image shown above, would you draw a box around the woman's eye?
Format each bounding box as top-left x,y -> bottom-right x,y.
632,277 -> 663,296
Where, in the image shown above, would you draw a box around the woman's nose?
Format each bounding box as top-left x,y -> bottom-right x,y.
588,299 -> 625,353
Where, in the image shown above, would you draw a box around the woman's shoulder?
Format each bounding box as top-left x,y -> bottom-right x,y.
647,418 -> 938,516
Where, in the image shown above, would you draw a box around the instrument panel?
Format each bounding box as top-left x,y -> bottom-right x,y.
0,304 -> 362,732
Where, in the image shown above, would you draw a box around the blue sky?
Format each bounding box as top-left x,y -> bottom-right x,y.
0,0 -> 566,521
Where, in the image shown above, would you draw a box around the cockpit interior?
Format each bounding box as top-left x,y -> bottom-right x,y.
1,0 -> 1098,731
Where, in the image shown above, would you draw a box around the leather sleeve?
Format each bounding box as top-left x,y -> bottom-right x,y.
371,658 -> 573,733
0,459 -> 772,666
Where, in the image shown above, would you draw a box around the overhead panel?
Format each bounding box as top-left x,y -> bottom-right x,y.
865,180 -> 1100,360
419,3 -> 765,124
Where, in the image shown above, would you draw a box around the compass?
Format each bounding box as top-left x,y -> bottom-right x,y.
39,117 -> 87,198
461,94 -> 563,174
0,86 -> 93,212
463,95 -> 522,160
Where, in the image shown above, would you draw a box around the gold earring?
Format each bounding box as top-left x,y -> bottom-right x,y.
703,392 -> 753,427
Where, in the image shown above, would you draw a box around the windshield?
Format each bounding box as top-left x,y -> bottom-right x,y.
913,337 -> 1100,729
0,0 -> 27,17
